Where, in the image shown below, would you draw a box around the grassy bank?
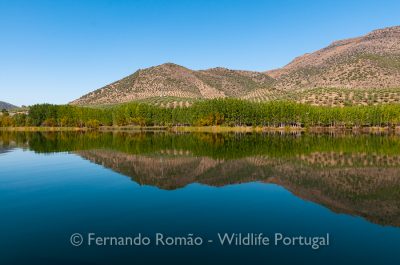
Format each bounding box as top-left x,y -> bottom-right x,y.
171,125 -> 400,133
99,125 -> 168,132
169,126 -> 302,133
0,126 -> 89,132
2,125 -> 400,134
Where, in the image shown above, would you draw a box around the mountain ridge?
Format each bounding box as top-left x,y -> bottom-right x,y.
71,25 -> 400,106
0,101 -> 18,111
268,25 -> 400,89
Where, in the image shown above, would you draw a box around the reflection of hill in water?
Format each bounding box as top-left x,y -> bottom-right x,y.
76,150 -> 267,189
0,147 -> 13,155
0,140 -> 21,155
77,150 -> 400,227
1,131 -> 400,227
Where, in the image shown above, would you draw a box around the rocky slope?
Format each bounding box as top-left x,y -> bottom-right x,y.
71,26 -> 400,106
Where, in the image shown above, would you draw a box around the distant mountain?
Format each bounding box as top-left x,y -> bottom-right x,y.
0,101 -> 18,110
72,26 -> 400,106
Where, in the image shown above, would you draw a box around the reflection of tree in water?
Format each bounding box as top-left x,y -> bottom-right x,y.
1,130 -> 400,227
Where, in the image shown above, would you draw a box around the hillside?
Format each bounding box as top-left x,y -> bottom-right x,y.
72,26 -> 400,107
71,63 -> 275,106
268,26 -> 400,89
0,101 -> 18,111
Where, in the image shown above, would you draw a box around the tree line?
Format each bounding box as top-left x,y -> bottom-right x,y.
1,99 -> 400,128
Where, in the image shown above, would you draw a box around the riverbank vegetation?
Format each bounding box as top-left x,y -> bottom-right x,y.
2,99 -> 400,129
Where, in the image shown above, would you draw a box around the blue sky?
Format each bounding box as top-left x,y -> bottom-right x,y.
1,0 -> 399,106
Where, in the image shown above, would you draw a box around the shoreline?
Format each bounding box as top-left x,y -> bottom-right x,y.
0,127 -> 89,132
1,125 -> 400,134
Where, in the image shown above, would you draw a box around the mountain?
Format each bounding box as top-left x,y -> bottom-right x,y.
268,26 -> 400,90
72,26 -> 400,106
0,101 -> 18,110
71,63 -> 275,106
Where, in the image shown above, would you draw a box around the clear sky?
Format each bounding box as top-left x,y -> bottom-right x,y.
1,0 -> 400,106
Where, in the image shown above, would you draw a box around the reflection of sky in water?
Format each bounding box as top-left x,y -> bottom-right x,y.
1,149 -> 399,265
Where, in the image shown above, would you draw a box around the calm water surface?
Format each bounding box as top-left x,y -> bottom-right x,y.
0,131 -> 399,265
